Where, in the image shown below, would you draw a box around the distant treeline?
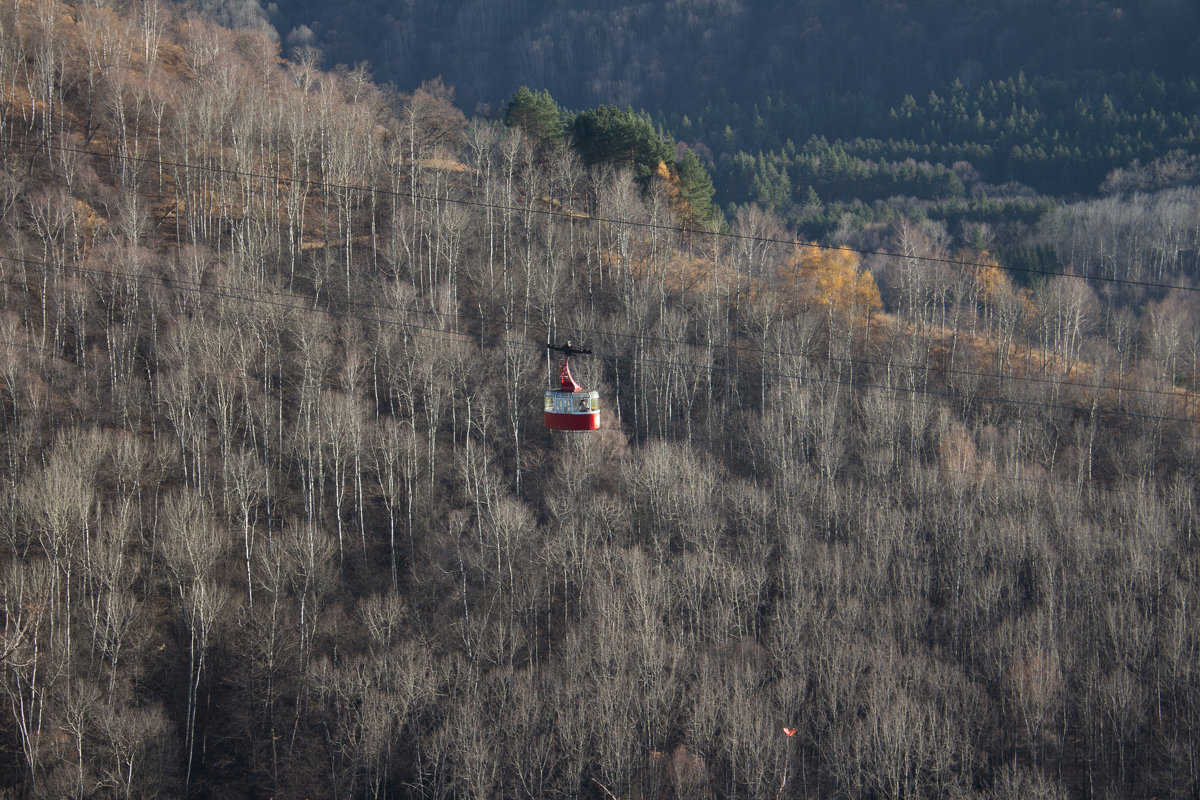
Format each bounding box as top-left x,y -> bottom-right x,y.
266,0 -> 1200,121
503,71 -> 1200,245
260,0 -> 1200,238
661,72 -> 1200,234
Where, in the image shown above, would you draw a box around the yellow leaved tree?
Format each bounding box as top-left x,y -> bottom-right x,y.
973,251 -> 1022,308
972,251 -> 1036,369
777,242 -> 882,321
973,251 -> 1035,324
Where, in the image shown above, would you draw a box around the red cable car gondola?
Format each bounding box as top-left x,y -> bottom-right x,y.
544,343 -> 600,431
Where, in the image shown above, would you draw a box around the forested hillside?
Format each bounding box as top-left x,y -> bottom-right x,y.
265,0 -> 1200,119
265,0 -> 1200,238
1,2 -> 1200,800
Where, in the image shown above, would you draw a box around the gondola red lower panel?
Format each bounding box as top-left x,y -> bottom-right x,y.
545,410 -> 601,430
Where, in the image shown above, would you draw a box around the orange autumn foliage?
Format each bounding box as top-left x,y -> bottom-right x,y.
973,250 -> 1036,320
778,242 -> 882,320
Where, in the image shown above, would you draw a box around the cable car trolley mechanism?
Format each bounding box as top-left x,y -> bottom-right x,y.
544,342 -> 600,431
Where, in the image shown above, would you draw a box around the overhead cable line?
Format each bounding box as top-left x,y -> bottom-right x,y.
4,249 -> 1197,496
1,330 -> 1176,502
0,247 -> 1188,411
39,139 -> 1200,296
0,252 -> 495,348
621,348 -> 1199,430
19,139 -> 1198,404
3,250 -> 1198,435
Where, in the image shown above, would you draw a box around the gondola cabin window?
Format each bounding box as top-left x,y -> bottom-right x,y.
544,390 -> 600,430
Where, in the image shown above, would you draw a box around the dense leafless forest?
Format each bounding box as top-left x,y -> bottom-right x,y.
1,2 -> 1200,799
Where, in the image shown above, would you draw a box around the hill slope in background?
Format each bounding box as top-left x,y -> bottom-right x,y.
264,0 -> 1200,115
2,1 -> 1200,798
260,0 -> 1200,233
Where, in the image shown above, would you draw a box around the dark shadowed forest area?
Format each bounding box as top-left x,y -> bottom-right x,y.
264,0 -> 1200,235
1,2 -> 1200,799
264,0 -> 1200,121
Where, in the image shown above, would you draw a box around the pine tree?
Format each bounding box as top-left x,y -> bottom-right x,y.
504,86 -> 565,147
570,105 -> 674,183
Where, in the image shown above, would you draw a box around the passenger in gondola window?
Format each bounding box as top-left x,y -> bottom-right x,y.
579,397 -> 589,411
